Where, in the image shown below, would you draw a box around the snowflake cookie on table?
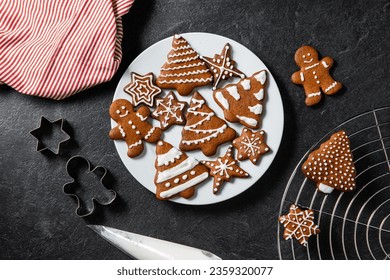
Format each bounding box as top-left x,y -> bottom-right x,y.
200,43 -> 245,90
291,46 -> 342,106
202,145 -> 249,194
109,99 -> 162,158
232,128 -> 270,165
151,91 -> 187,130
279,204 -> 320,247
123,72 -> 162,107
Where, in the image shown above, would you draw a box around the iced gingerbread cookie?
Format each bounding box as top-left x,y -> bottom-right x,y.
151,91 -> 187,130
232,128 -> 270,164
213,70 -> 267,129
200,43 -> 245,90
291,46 -> 342,106
109,99 -> 162,158
302,130 -> 356,194
279,204 -> 320,247
156,34 -> 213,96
123,72 -> 162,107
180,92 -> 236,156
154,140 -> 209,200
202,145 -> 249,194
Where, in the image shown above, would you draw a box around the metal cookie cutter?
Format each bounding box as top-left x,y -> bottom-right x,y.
30,116 -> 71,154
63,156 -> 117,217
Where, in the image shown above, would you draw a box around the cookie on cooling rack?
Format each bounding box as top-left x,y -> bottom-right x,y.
302,130 -> 356,194
279,204 -> 320,247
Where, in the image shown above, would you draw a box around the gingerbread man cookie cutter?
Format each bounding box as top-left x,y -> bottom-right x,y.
63,156 -> 117,217
30,116 -> 71,154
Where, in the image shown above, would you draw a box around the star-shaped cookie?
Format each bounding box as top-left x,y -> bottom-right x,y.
200,43 -> 245,90
232,128 -> 270,164
124,72 -> 162,107
202,145 -> 249,194
279,204 -> 320,247
151,91 -> 187,130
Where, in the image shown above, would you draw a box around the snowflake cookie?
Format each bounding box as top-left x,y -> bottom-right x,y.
202,145 -> 249,194
124,72 -> 162,107
151,91 -> 187,130
232,128 -> 270,164
200,43 -> 245,90
279,204 -> 320,247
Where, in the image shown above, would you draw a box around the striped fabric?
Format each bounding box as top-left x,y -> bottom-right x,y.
0,0 -> 134,100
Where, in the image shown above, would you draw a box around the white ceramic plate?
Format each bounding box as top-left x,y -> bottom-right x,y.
112,32 -> 284,205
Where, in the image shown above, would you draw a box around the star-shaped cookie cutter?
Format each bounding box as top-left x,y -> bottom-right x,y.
30,116 -> 71,154
63,156 -> 117,218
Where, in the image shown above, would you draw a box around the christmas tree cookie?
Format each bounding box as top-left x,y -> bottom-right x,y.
279,204 -> 320,247
213,70 -> 267,129
154,140 -> 209,200
302,130 -> 356,194
156,34 -> 213,96
180,92 -> 236,156
202,145 -> 249,194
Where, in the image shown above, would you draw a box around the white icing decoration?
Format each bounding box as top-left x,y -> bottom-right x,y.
303,58 -> 313,64
318,183 -> 334,194
125,73 -> 161,107
240,79 -> 251,90
119,111 -> 129,118
254,71 -> 266,85
156,157 -> 199,183
144,127 -> 156,140
136,112 -> 147,121
240,134 -> 262,157
129,140 -> 142,149
248,104 -> 263,115
157,147 -> 182,167
119,126 -> 126,137
322,61 -> 329,68
300,72 -> 304,82
172,45 -> 191,51
167,55 -> 199,64
159,172 -> 208,198
161,62 -> 205,71
304,62 -> 319,70
324,81 -> 338,92
253,88 -> 264,101
215,91 -> 229,110
159,69 -> 209,78
308,92 -> 321,98
152,94 -> 185,128
213,158 -> 234,178
174,40 -> 186,45
168,50 -> 196,58
226,86 -> 240,100
157,77 -> 213,84
236,115 -> 257,127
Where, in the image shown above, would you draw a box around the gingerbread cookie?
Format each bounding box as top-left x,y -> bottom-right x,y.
154,140 -> 209,200
109,99 -> 162,158
202,145 -> 249,194
291,46 -> 342,106
302,130 -> 356,194
232,128 -> 270,164
156,34 -> 213,96
279,204 -> 320,247
151,91 -> 187,130
180,92 -> 236,156
213,70 -> 267,129
200,43 -> 245,90
124,72 -> 162,107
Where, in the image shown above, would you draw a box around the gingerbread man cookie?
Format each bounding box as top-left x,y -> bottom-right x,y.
156,34 -> 213,96
291,46 -> 342,106
123,72 -> 162,107
109,99 -> 162,158
213,70 -> 267,129
202,145 -> 249,194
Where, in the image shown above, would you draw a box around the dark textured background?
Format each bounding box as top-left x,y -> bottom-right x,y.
1,0 -> 389,259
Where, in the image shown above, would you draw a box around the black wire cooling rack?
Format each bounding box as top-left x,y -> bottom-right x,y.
278,107 -> 390,260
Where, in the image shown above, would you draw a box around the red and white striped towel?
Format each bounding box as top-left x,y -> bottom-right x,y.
0,0 -> 134,100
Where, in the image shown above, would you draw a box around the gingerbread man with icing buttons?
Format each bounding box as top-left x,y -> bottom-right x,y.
109,99 -> 162,157
291,46 -> 342,106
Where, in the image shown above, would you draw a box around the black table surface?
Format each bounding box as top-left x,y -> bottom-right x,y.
1,0 -> 389,260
